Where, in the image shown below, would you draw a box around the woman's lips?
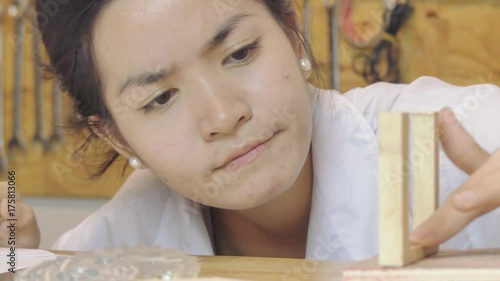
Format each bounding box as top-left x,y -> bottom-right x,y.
222,136 -> 274,172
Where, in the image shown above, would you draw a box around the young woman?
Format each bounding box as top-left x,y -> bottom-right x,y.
1,0 -> 499,260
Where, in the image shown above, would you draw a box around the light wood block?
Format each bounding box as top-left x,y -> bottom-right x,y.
343,249 -> 500,281
378,112 -> 439,267
411,113 -> 439,228
378,112 -> 410,267
344,112 -> 500,279
411,113 -> 440,258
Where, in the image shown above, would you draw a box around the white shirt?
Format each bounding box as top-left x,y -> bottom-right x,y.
52,77 -> 500,261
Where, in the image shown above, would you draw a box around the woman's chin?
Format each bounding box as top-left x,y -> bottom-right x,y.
222,179 -> 293,210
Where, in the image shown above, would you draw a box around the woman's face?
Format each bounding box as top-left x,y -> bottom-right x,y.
93,0 -> 313,210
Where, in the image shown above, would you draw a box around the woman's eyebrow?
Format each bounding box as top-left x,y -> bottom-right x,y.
201,13 -> 252,55
119,68 -> 173,96
119,13 -> 251,96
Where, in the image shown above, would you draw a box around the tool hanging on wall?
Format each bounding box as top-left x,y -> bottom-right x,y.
323,0 -> 341,90
0,3 -> 8,175
7,0 -> 29,161
30,5 -> 50,153
303,0 -> 312,45
48,80 -> 65,151
337,0 -> 396,49
351,1 -> 413,84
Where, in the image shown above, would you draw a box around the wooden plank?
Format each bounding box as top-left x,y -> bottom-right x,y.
410,113 -> 439,258
411,113 -> 439,228
199,255 -> 351,281
379,113 -> 438,267
349,112 -> 500,279
343,249 -> 500,281
378,112 -> 410,267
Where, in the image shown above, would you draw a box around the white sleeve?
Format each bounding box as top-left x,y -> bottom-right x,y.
50,214 -> 113,251
347,76 -> 500,152
50,170 -> 168,251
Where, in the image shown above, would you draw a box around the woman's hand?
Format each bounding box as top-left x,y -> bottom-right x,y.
0,182 -> 41,248
410,107 -> 500,247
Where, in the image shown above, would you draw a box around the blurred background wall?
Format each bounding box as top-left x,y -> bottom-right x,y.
1,0 -> 498,248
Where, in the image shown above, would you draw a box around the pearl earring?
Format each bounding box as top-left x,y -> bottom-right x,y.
129,156 -> 143,169
299,58 -> 312,72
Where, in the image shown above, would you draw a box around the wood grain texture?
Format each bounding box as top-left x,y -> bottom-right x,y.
0,255 -> 352,281
411,113 -> 439,228
199,256 -> 352,281
29,250 -> 500,281
343,249 -> 500,281
46,252 -> 354,281
378,112 -> 410,266
378,113 -> 439,267
399,0 -> 500,88
334,0 -> 500,93
410,113 -> 439,260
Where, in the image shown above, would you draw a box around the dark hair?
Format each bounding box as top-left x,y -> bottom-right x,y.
36,0 -> 321,179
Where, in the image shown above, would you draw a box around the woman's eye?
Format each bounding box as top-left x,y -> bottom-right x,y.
224,39 -> 261,65
231,48 -> 250,61
143,89 -> 178,113
154,92 -> 171,105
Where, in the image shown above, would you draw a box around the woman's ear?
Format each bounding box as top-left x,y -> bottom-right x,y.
87,116 -> 134,159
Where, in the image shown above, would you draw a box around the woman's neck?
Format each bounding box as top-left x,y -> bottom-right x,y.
212,147 -> 314,258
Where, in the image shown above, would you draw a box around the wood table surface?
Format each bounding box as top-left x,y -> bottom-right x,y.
0,254 -> 352,281
5,250 -> 500,281
34,252 -> 354,281
197,255 -> 353,281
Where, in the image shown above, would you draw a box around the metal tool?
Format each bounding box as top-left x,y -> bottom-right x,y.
7,0 -> 28,161
323,0 -> 341,90
303,0 -> 312,45
335,0 -> 392,48
0,3 -> 8,174
31,12 -> 50,152
48,80 -> 65,150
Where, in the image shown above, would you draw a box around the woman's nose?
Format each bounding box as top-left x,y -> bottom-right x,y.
199,92 -> 252,142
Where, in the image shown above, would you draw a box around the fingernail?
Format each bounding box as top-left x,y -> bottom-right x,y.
410,226 -> 429,243
453,191 -> 477,210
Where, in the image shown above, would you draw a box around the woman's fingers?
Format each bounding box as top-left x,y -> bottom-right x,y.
0,183 -> 41,248
410,150 -> 500,247
410,108 -> 499,248
13,202 -> 41,248
409,197 -> 477,248
438,107 -> 489,174
451,150 -> 500,212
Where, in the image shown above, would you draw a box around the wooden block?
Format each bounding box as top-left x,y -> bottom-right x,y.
378,113 -> 440,267
411,113 -> 439,258
378,112 -> 410,267
342,249 -> 500,281
411,113 -> 439,228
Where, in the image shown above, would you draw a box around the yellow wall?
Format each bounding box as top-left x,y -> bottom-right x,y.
296,0 -> 499,92
2,0 -> 499,198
